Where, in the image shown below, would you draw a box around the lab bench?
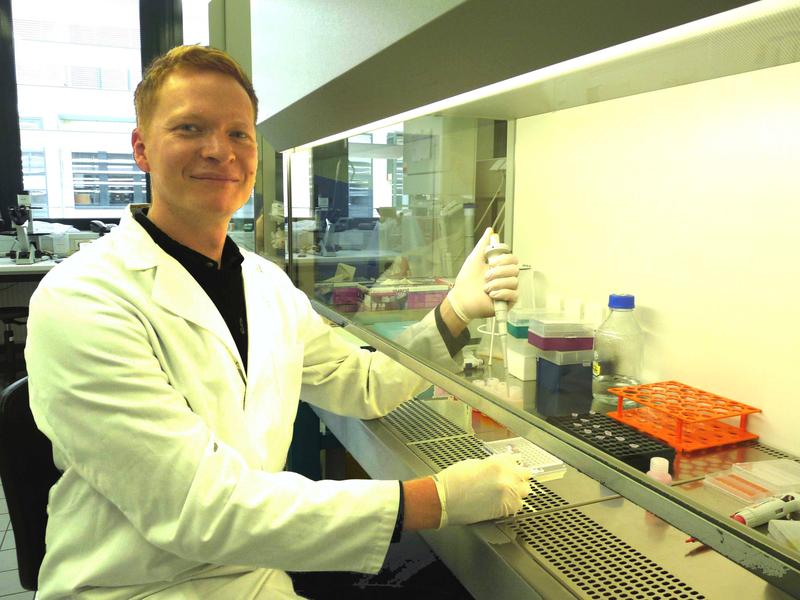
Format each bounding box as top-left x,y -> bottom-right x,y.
313,397 -> 794,599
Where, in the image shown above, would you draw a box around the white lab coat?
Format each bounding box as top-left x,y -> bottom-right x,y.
25,207 -> 462,599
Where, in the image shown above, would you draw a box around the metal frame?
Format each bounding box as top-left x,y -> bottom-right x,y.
312,300 -> 800,596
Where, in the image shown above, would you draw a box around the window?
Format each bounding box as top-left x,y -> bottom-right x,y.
71,151 -> 146,208
7,0 -> 253,239
21,149 -> 48,216
12,0 -> 142,219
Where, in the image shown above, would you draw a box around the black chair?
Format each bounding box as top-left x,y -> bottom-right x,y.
0,376 -> 61,591
0,307 -> 28,382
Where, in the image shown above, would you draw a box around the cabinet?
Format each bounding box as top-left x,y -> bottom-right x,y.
257,2 -> 800,597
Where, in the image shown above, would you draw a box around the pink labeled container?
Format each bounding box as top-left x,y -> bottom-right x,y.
527,331 -> 593,351
406,286 -> 449,309
527,313 -> 594,351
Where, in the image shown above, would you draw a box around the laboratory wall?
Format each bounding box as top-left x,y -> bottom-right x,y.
513,60 -> 800,455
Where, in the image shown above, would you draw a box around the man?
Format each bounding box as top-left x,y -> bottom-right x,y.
25,46 -> 529,599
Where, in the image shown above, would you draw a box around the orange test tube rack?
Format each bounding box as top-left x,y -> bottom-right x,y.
607,381 -> 761,453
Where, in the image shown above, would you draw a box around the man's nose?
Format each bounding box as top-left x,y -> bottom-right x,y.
201,131 -> 234,161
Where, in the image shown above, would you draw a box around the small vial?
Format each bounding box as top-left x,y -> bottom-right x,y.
646,457 -> 672,485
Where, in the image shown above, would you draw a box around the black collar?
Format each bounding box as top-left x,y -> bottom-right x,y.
134,208 -> 244,272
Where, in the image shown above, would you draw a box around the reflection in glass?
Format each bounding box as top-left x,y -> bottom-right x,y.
287,116 -> 510,343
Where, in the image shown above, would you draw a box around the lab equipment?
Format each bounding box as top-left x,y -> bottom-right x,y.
89,220 -> 115,236
731,492 -> 800,528
329,284 -> 364,313
547,412 -> 675,473
527,313 -> 594,351
536,357 -> 592,395
608,381 -> 761,453
591,293 -> 644,406
516,264 -> 534,309
38,232 -> 99,257
475,318 -> 506,361
7,205 -> 37,265
484,234 -> 510,366
768,520 -> 800,551
646,457 -> 673,485
506,308 -> 538,380
705,459 -> 800,502
486,437 -> 566,481
462,347 -> 484,371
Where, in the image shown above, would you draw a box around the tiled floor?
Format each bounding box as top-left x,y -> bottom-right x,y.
0,484 -> 35,598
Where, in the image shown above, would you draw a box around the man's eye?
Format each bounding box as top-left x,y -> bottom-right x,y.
177,124 -> 199,132
232,131 -> 250,140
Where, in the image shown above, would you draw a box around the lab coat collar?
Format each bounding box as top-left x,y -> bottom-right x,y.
118,204 -> 163,271
117,204 -> 247,378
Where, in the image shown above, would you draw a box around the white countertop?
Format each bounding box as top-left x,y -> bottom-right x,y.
0,256 -> 58,274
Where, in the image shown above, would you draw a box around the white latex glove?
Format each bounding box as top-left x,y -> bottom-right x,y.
447,227 -> 519,323
432,453 -> 532,528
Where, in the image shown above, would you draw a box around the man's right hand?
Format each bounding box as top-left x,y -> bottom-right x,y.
432,454 -> 532,528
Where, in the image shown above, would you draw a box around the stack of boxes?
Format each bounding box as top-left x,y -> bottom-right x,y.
527,313 -> 594,393
330,284 -> 365,313
505,310 -> 594,398
362,281 -> 450,311
405,284 -> 450,309
505,309 -> 539,380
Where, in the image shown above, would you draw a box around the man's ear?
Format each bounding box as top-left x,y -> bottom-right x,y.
131,128 -> 150,172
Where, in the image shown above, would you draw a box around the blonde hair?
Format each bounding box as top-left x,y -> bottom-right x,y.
134,45 -> 258,129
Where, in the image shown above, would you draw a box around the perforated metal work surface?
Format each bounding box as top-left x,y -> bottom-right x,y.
510,509 -> 705,599
412,435 -> 492,471
384,405 -> 572,512
520,478 -> 570,513
381,398 -> 470,443
745,441 -> 800,462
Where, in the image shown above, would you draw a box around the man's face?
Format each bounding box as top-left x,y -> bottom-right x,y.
131,68 -> 257,224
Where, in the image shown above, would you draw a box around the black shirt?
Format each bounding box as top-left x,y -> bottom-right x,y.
134,209 -> 249,371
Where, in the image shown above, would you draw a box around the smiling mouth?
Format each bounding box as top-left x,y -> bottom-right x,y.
191,175 -> 239,183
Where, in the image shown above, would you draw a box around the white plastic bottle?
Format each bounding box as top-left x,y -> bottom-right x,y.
591,293 -> 644,406
646,457 -> 672,485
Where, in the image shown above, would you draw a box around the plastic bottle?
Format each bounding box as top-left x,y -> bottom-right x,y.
591,293 -> 644,406
646,457 -> 672,485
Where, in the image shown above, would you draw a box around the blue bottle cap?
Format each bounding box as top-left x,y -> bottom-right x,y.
608,294 -> 635,309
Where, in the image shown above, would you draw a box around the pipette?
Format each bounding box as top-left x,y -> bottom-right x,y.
731,492 -> 800,527
484,233 -> 511,366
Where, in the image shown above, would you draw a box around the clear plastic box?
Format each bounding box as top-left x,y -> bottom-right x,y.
537,348 -> 594,366
486,437 -> 566,481
704,459 -> 800,501
527,313 -> 594,351
733,459 -> 800,492
507,308 -> 543,339
528,314 -> 594,338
